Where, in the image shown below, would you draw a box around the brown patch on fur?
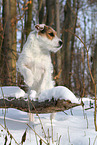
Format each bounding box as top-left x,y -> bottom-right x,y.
38,25 -> 57,40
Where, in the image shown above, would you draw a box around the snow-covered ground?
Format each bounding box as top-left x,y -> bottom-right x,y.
0,86 -> 97,145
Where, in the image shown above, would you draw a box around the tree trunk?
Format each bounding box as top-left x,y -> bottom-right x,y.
62,0 -> 77,88
46,0 -> 55,27
46,0 -> 58,85
0,19 -> 3,85
25,0 -> 33,38
46,0 -> 62,86
62,0 -> 72,87
1,0 -> 17,86
54,0 -> 62,85
38,0 -> 45,24
91,44 -> 97,93
69,0 -> 79,89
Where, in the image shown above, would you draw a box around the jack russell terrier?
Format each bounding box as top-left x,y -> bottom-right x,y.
17,24 -> 63,96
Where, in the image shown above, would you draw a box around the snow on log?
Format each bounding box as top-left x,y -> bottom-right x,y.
0,86 -> 81,113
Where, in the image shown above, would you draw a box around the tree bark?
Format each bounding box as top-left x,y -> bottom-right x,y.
54,0 -> 62,85
62,0 -> 77,88
46,0 -> 55,27
69,0 -> 79,89
25,0 -> 33,38
38,0 -> 45,24
91,44 -> 97,93
1,0 -> 17,85
46,0 -> 62,86
0,97 -> 80,113
62,0 -> 72,87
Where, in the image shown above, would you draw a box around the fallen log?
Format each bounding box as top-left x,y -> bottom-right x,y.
0,97 -> 81,113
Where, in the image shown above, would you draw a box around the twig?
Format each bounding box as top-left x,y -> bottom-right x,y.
68,127 -> 70,143
51,119 -> 54,143
1,87 -> 6,108
28,97 -> 47,139
93,135 -> 97,145
65,29 -> 97,130
26,124 -> 48,145
65,29 -> 95,85
0,124 -> 19,145
85,107 -> 94,110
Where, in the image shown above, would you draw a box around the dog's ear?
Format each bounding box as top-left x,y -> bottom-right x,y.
35,24 -> 45,31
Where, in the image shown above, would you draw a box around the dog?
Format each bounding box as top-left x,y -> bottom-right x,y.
17,24 -> 63,95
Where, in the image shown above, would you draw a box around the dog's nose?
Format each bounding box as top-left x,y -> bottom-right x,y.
59,40 -> 63,46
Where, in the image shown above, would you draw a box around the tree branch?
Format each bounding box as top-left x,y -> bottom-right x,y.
0,97 -> 80,113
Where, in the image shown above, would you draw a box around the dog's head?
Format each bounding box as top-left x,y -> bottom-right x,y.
35,24 -> 63,53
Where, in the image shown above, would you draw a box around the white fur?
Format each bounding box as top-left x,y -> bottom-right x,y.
17,24 -> 62,95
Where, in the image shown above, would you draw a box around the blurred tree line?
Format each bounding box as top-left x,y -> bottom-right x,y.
0,0 -> 97,97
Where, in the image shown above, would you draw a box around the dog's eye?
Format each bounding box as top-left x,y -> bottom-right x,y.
48,32 -> 54,37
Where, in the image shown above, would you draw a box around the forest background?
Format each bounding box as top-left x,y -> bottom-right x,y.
0,0 -> 97,97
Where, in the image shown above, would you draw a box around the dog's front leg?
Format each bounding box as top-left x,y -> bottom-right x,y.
19,64 -> 34,87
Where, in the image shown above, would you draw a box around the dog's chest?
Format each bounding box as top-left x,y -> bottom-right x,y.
31,53 -> 53,82
34,53 -> 52,69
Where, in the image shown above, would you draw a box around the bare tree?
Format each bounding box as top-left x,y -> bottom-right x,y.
1,0 -> 17,85
46,0 -> 62,85
46,0 -> 55,27
62,0 -> 77,88
38,0 -> 45,24
91,44 -> 97,92
25,0 -> 33,38
54,0 -> 62,85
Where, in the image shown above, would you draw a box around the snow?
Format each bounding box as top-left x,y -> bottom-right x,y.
0,86 -> 79,104
0,98 -> 97,145
38,86 -> 79,103
0,86 -> 25,98
0,86 -> 97,145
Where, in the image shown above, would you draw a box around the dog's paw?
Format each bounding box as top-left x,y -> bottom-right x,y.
29,90 -> 37,100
